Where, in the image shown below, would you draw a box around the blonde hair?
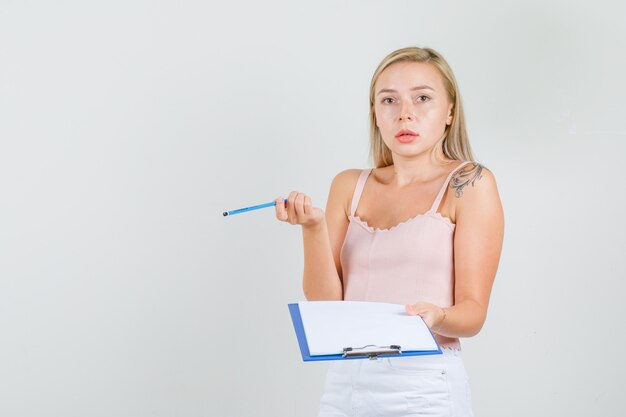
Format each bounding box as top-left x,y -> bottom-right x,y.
369,47 -> 475,168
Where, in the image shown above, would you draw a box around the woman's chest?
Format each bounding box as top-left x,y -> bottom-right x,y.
355,184 -> 456,230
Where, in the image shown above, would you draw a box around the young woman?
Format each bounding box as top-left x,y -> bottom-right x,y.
275,47 -> 504,417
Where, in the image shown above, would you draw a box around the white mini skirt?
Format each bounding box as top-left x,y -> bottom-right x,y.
318,348 -> 473,417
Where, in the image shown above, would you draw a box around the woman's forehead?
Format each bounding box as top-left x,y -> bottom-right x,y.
375,62 -> 444,92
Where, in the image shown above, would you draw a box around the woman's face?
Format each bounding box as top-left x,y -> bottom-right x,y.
373,61 -> 453,161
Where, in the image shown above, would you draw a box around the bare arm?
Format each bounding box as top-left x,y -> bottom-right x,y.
407,165 -> 504,337
275,170 -> 360,301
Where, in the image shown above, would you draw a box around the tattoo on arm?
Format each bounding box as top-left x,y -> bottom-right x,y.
450,163 -> 484,198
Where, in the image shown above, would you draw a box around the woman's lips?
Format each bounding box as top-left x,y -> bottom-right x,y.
395,130 -> 418,143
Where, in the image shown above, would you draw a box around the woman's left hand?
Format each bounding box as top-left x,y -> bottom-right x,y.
405,302 -> 445,331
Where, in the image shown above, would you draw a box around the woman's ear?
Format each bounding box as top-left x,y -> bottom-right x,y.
446,104 -> 454,126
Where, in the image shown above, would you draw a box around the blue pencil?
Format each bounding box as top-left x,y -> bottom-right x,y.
222,199 -> 286,217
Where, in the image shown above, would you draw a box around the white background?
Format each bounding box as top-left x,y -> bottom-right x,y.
1,1 -> 625,416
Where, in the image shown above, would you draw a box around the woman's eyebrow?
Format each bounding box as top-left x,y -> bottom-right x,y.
376,85 -> 435,96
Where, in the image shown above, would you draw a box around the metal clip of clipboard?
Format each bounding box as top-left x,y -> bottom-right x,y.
342,345 -> 402,360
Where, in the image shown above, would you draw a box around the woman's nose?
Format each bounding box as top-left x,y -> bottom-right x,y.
398,103 -> 415,121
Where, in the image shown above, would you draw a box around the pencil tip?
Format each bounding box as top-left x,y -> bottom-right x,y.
222,212 -> 228,216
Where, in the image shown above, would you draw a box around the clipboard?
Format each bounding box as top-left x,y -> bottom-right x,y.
288,301 -> 442,361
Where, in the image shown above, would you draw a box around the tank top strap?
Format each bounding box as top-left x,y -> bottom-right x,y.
428,161 -> 472,213
350,169 -> 373,217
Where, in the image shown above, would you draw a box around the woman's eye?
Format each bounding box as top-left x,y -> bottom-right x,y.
416,95 -> 430,102
382,97 -> 395,104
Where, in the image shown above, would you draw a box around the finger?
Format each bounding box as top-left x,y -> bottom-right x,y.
286,191 -> 299,223
303,195 -> 313,216
294,193 -> 306,218
407,302 -> 424,313
275,198 -> 288,221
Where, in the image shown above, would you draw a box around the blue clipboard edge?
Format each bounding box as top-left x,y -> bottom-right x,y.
288,303 -> 442,362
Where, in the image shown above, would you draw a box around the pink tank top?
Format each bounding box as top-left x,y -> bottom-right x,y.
340,161 -> 471,349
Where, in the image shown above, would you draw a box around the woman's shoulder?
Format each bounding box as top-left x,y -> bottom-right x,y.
451,162 -> 501,212
328,168 -> 370,201
450,162 -> 495,195
330,168 -> 367,189
326,169 -> 368,216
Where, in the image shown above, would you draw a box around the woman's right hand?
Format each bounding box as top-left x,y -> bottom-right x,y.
275,192 -> 325,229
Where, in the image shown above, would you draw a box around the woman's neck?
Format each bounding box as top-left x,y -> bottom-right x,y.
385,152 -> 455,187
